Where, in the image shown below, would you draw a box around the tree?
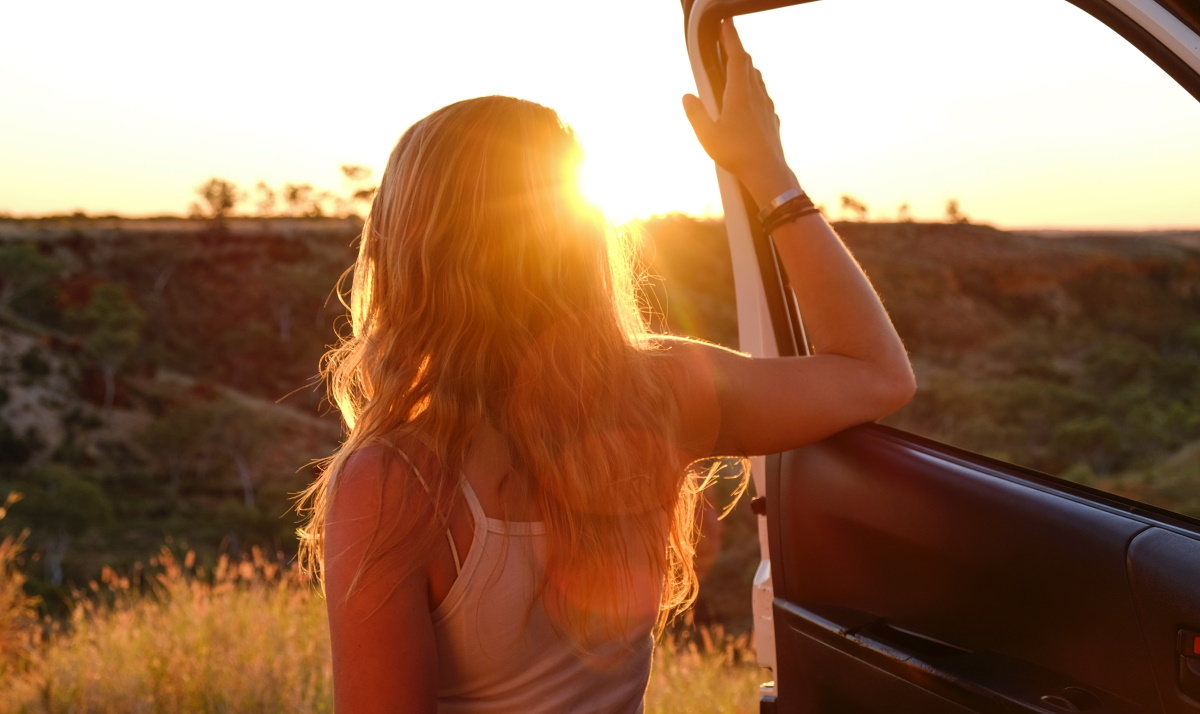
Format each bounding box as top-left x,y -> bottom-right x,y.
138,406 -> 216,499
201,399 -> 280,508
897,203 -> 913,222
261,261 -> 324,344
253,181 -> 277,217
340,164 -> 370,183
0,243 -> 56,309
77,284 -> 146,410
313,190 -> 338,218
341,164 -> 377,217
840,194 -> 868,221
123,236 -> 186,298
10,465 -> 113,586
946,198 -> 970,224
194,177 -> 243,229
283,183 -> 316,217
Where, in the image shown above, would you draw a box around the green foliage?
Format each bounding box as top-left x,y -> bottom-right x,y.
1060,462 -> 1097,486
1,215 -> 1196,629
1097,440 -> 1200,519
77,284 -> 146,349
74,283 -> 146,409
2,465 -> 114,587
1178,324 -> 1200,354
1053,417 -> 1122,474
200,398 -> 282,508
138,405 -> 216,498
0,243 -> 56,308
8,464 -> 114,538
1082,338 -> 1155,389
839,223 -> 1200,494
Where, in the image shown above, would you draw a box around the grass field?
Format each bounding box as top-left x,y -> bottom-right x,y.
0,545 -> 763,713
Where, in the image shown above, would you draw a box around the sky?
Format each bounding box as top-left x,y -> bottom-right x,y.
2,0 -> 1198,228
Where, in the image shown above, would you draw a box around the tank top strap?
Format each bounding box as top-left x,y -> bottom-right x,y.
385,442 -> 467,575
457,476 -> 489,526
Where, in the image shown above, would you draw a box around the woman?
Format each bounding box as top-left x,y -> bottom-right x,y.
298,20 -> 914,713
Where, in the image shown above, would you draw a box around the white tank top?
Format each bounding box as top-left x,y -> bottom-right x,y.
432,479 -> 653,713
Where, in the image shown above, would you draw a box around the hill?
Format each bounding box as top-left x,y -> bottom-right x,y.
0,215 -> 1196,620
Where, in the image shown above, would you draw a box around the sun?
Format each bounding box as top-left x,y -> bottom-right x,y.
578,153 -> 653,225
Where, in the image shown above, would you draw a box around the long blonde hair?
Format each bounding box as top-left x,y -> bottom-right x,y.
297,96 -> 724,644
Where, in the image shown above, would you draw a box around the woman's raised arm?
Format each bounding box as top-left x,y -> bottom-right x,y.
675,20 -> 915,458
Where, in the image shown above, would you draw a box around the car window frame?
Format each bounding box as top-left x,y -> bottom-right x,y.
681,0 -> 1200,688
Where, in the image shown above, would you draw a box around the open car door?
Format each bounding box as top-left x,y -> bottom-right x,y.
681,0 -> 1200,712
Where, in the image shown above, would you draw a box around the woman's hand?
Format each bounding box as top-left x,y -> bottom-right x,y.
674,20 -> 916,456
682,19 -> 800,206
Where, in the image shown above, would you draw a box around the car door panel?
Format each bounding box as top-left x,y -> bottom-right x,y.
774,605 -> 986,714
1127,528 -> 1200,712
769,425 -> 1167,712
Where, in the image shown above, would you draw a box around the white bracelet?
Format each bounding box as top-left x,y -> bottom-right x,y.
756,188 -> 806,224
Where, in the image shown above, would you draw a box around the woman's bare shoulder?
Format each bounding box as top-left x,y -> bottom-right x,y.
644,335 -> 743,459
648,334 -> 746,396
333,444 -> 404,506
336,433 -> 437,488
328,439 -> 437,542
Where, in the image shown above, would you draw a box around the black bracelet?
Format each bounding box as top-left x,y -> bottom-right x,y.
764,205 -> 821,234
761,194 -> 818,234
756,188 -> 805,224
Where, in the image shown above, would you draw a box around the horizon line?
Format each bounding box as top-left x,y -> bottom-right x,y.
2,212 -> 1199,234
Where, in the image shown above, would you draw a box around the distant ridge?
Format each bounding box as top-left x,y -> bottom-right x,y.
1014,228 -> 1200,249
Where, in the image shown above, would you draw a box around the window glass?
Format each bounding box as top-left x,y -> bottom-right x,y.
736,0 -> 1200,517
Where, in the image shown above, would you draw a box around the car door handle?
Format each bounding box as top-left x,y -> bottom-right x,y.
776,601 -> 1138,713
1179,628 -> 1200,702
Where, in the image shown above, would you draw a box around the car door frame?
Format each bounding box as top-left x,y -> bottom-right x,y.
680,0 -> 1200,706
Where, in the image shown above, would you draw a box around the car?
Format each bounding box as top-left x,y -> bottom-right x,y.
679,0 -> 1200,711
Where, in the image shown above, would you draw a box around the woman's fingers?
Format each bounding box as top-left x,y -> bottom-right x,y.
720,18 -> 749,61
722,20 -> 755,87
683,17 -> 791,187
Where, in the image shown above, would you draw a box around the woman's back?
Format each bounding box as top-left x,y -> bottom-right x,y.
434,475 -> 652,713
302,20 -> 915,713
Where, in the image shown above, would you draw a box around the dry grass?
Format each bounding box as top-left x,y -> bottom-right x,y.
0,543 -> 763,713
1,494 -> 39,679
0,547 -> 332,714
646,623 -> 763,714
